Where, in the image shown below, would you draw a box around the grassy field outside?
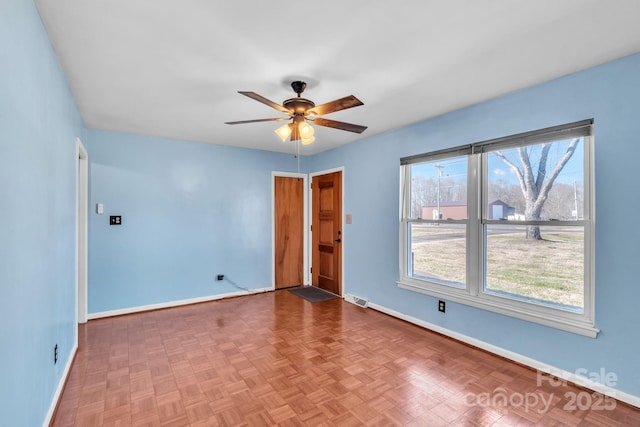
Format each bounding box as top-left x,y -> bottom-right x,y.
410,225 -> 584,309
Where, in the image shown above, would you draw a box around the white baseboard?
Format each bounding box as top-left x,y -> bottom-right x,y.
368,302 -> 640,409
88,287 -> 272,320
43,342 -> 78,427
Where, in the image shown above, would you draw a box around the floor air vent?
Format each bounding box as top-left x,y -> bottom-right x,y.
345,293 -> 368,308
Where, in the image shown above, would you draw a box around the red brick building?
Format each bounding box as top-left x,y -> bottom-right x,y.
422,199 -> 514,220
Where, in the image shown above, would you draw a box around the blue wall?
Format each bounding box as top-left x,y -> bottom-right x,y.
86,130 -> 303,313
0,0 -> 86,425
308,52 -> 640,398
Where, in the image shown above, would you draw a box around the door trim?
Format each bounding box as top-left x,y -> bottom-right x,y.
76,138 -> 88,325
272,171 -> 309,289
310,167 -> 345,296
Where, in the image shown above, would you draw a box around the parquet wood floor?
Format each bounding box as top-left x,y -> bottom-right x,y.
53,290 -> 640,426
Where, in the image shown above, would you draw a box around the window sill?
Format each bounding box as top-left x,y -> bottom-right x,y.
397,280 -> 599,338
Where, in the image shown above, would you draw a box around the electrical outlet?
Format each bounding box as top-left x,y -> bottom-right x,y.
438,300 -> 446,313
216,274 -> 224,281
54,344 -> 58,364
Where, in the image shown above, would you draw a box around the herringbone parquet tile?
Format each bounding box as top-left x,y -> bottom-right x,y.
52,290 -> 640,426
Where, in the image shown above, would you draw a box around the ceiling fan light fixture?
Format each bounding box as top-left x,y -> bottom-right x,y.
301,135 -> 315,145
299,121 -> 314,138
275,123 -> 292,142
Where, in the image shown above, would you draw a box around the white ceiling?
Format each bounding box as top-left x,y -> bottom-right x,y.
35,0 -> 640,155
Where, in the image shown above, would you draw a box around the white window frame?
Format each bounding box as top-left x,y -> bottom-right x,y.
398,120 -> 598,337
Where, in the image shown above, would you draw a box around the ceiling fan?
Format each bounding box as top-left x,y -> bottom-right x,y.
225,81 -> 367,145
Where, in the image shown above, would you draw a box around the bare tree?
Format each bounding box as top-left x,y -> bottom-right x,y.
494,138 -> 579,240
411,174 -> 467,219
411,176 -> 435,218
544,182 -> 582,220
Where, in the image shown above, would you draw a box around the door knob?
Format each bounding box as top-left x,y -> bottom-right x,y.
334,238 -> 342,243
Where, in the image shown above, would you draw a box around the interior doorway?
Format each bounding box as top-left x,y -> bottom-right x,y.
273,172 -> 307,289
311,169 -> 343,296
76,138 -> 88,324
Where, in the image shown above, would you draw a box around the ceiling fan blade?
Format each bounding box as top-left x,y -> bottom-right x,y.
312,117 -> 368,134
238,91 -> 292,114
224,118 -> 289,125
307,95 -> 363,116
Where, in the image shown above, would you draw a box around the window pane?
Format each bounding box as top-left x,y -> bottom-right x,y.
486,138 -> 584,221
409,223 -> 466,287
410,156 -> 468,219
484,225 -> 584,312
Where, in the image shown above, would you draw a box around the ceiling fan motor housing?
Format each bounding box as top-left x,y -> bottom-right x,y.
283,97 -> 315,115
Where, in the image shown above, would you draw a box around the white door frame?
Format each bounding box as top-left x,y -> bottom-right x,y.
309,167 -> 345,295
76,138 -> 88,324
272,171 -> 309,288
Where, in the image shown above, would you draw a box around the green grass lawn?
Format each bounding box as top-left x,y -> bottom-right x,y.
411,226 -> 584,309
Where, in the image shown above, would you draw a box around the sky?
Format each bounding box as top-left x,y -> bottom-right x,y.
412,138 -> 584,187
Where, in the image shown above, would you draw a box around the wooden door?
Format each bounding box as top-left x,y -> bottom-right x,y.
312,171 -> 342,295
274,176 -> 304,289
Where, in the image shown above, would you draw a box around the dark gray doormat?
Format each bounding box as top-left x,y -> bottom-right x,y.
288,286 -> 337,302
